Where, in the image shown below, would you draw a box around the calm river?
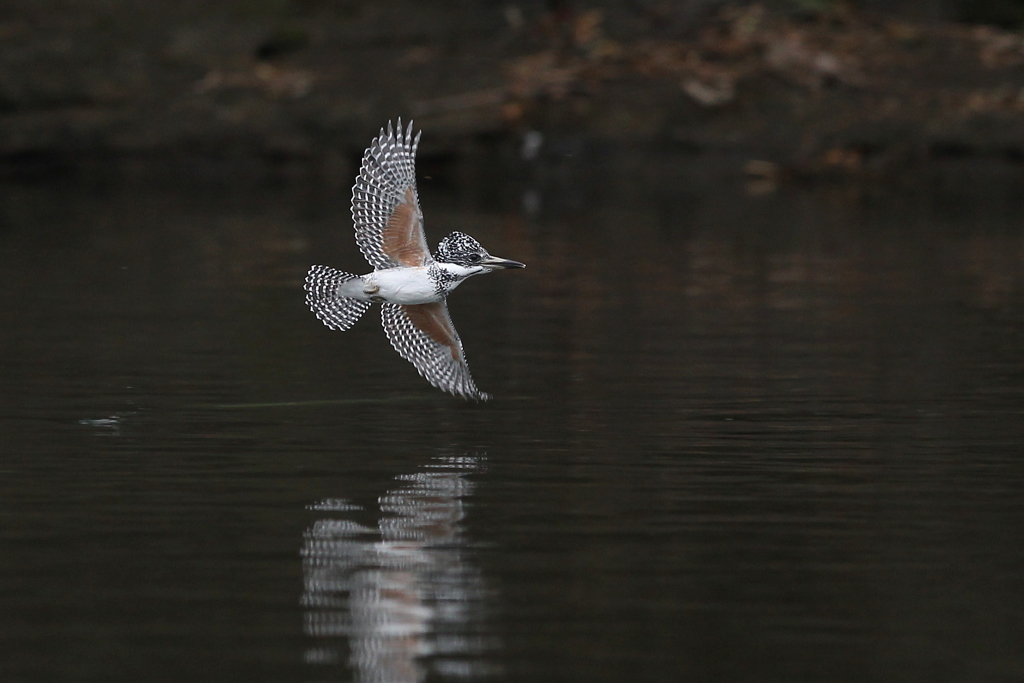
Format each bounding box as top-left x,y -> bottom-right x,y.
1,157 -> 1022,682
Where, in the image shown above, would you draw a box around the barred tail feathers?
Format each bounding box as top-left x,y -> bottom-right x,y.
304,266 -> 371,331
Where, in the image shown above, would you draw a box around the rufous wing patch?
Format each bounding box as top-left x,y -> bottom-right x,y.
383,186 -> 428,267
403,302 -> 461,361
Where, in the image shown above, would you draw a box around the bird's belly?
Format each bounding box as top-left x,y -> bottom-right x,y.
353,267 -> 439,305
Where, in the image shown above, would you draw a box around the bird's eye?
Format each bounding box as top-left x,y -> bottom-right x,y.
468,254 -> 482,262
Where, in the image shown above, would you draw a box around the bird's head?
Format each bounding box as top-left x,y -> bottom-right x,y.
435,231 -> 525,272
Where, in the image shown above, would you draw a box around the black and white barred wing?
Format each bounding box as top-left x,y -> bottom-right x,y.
351,120 -> 432,270
381,302 -> 491,401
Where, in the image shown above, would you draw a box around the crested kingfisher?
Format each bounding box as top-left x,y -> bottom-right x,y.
304,120 -> 525,400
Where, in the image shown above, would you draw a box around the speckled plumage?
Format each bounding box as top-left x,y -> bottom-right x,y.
436,232 -> 485,266
351,120 -> 427,270
305,265 -> 370,331
381,302 -> 485,400
304,120 -> 524,401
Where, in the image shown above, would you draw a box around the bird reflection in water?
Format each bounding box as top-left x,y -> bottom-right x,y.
301,456 -> 494,682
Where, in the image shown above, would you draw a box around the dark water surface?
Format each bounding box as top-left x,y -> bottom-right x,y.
2,162 -> 1023,682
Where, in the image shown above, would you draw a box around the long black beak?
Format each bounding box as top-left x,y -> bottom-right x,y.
481,255 -> 526,270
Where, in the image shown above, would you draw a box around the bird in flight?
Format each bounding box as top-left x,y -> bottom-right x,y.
304,120 -> 525,400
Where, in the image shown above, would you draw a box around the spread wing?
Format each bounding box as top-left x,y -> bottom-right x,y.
380,302 -> 491,401
351,120 -> 431,270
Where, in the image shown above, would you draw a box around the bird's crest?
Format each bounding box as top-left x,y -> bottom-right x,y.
436,232 -> 486,266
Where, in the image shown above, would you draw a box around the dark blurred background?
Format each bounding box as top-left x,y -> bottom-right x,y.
4,0 -> 1024,181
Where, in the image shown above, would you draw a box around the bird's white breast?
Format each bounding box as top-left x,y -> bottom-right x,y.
338,267 -> 441,305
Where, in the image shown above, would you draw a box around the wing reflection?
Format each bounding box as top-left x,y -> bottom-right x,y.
301,456 -> 494,682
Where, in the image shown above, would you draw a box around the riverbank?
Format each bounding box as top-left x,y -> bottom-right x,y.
3,2 -> 1024,182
